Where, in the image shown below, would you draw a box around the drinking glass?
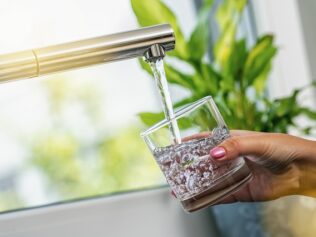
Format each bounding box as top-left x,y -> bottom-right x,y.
141,96 -> 252,212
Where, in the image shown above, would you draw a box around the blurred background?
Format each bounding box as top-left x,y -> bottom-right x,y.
0,0 -> 180,211
0,0 -> 316,236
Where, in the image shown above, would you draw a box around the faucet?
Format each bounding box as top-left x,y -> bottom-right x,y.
0,24 -> 175,83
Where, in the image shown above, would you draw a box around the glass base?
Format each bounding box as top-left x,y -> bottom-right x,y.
180,160 -> 252,212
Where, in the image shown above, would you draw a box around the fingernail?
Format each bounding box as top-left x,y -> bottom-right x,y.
210,146 -> 226,159
171,190 -> 177,198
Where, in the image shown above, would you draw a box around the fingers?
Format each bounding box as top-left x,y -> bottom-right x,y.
230,130 -> 262,137
210,134 -> 270,161
182,130 -> 270,162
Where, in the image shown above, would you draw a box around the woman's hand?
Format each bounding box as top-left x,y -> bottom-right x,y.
209,130 -> 316,204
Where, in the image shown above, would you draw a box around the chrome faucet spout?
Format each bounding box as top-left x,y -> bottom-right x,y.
144,44 -> 165,63
0,24 -> 175,83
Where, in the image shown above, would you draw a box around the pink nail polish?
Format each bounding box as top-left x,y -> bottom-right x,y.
210,147 -> 226,159
171,190 -> 177,198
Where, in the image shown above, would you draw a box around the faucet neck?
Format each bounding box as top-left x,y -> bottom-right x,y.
0,24 -> 175,83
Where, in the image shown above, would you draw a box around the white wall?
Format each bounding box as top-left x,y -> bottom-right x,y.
296,0 -> 316,84
253,0 -> 314,102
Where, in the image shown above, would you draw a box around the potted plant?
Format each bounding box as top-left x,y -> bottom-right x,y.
131,0 -> 316,134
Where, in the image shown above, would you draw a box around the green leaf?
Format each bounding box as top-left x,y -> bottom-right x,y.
253,62 -> 271,94
138,112 -> 165,127
188,20 -> 209,61
243,35 -> 277,87
299,108 -> 316,120
214,93 -> 233,116
131,0 -> 189,60
138,111 -> 193,129
274,89 -> 300,117
203,0 -> 214,8
273,82 -> 316,116
216,0 -> 247,31
216,0 -> 234,31
200,63 -> 221,94
225,39 -> 247,79
164,62 -> 196,90
138,97 -> 200,128
188,0 -> 214,61
190,73 -> 210,95
214,21 -> 237,69
209,35 -> 245,97
215,0 -> 248,69
219,75 -> 235,92
177,117 -> 194,130
235,0 -> 248,12
193,108 -> 217,131
138,58 -> 196,91
173,96 -> 200,109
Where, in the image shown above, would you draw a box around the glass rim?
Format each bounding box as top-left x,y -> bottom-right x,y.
141,95 -> 215,137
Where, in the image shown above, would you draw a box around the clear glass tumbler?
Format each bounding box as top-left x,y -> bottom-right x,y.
141,96 -> 252,212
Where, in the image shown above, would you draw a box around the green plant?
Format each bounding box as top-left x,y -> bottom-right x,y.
131,0 -> 316,134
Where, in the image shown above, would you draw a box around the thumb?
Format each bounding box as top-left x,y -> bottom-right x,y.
210,135 -> 269,161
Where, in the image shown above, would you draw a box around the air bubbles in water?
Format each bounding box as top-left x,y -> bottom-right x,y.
154,126 -> 233,200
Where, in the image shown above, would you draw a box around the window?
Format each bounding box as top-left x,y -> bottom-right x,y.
0,0 -> 198,212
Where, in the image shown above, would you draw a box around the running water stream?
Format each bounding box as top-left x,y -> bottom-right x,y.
149,59 -> 181,144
